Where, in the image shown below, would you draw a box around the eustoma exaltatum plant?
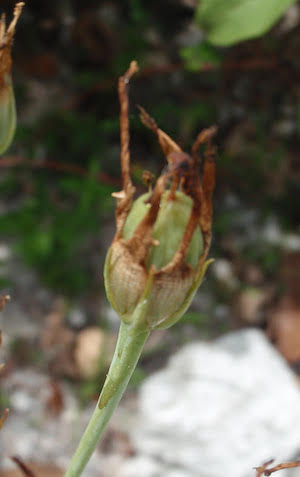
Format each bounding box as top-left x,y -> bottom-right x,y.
65,61 -> 217,477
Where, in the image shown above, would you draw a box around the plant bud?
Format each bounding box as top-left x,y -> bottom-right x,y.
0,3 -> 24,154
105,190 -> 210,330
104,62 -> 217,331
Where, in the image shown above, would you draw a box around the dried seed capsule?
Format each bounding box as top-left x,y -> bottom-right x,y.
105,190 -> 208,330
104,61 -> 217,331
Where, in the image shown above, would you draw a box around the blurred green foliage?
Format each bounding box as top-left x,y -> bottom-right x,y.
0,390 -> 10,410
0,162 -> 114,295
196,0 -> 298,46
0,0 -> 298,318
180,42 -> 222,72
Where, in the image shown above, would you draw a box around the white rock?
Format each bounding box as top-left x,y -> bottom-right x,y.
284,233 -> 300,252
262,217 -> 282,245
0,243 -> 11,261
121,329 -> 300,477
0,369 -> 131,476
120,456 -> 163,477
74,327 -> 116,378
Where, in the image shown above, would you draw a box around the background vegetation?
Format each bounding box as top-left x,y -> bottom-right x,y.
0,0 -> 300,391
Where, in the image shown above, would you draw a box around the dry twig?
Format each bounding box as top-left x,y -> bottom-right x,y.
11,456 -> 36,477
255,459 -> 300,477
0,155 -> 120,186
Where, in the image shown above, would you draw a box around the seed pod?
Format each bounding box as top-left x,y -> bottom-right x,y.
0,3 -> 24,154
104,61 -> 217,331
105,189 -> 212,330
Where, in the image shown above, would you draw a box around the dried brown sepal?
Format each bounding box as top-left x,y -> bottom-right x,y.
126,175 -> 167,265
137,108 -> 217,250
162,125 -> 217,274
182,125 -> 218,257
199,139 -> 217,244
114,61 -> 138,239
129,109 -> 216,322
255,460 -> 300,477
142,170 -> 155,191
11,456 -> 36,477
191,125 -> 217,158
138,105 -> 182,160
0,2 -> 24,87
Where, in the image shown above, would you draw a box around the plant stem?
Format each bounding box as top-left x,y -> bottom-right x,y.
64,320 -> 150,477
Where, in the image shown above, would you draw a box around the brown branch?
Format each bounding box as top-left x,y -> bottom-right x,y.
255,460 -> 300,477
0,155 -> 121,186
68,64 -> 180,110
11,456 -> 36,477
68,58 -> 282,111
191,126 -> 217,250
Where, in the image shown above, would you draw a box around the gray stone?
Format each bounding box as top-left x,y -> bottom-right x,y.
0,368 -> 131,476
121,329 -> 300,477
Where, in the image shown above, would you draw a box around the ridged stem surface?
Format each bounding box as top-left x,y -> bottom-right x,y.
64,320 -> 149,477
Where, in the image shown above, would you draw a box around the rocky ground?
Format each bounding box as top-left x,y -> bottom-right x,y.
0,1 -> 300,476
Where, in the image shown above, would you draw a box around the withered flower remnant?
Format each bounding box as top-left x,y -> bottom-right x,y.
0,2 -> 24,154
104,61 -> 217,331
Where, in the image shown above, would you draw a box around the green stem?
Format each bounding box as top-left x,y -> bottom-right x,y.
64,320 -> 150,477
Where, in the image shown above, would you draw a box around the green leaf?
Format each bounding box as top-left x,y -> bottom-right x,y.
180,42 -> 222,71
196,0 -> 298,46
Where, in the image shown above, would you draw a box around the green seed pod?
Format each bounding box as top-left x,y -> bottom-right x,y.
105,187 -> 213,331
104,61 -> 217,332
0,74 -> 16,154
